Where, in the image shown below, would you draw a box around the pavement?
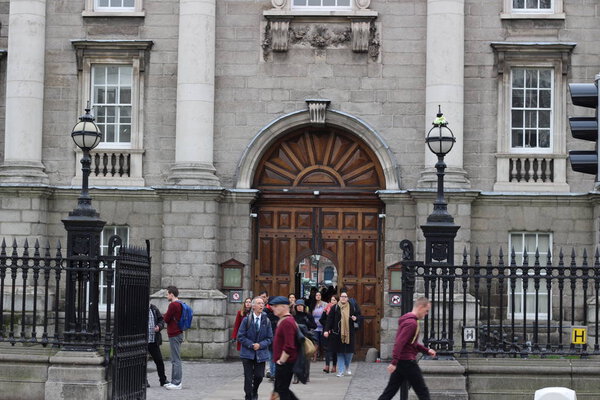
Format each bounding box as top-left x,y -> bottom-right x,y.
146,360 -> 392,400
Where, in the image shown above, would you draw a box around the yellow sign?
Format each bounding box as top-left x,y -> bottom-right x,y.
571,327 -> 587,345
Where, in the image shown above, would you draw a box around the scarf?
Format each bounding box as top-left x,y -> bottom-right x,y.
339,301 -> 350,344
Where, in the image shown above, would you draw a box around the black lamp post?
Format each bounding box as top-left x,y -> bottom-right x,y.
62,107 -> 106,350
421,106 -> 460,265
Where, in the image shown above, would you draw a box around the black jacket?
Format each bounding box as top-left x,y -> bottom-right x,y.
324,302 -> 361,353
294,310 -> 317,331
149,304 -> 165,345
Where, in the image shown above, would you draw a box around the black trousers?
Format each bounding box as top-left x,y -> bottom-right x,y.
147,342 -> 168,385
378,360 -> 430,400
242,358 -> 265,400
274,362 -> 299,400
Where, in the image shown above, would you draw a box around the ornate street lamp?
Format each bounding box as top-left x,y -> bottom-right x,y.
62,106 -> 106,350
69,107 -> 103,217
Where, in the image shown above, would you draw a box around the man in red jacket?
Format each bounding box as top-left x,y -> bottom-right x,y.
378,297 -> 436,400
269,296 -> 299,400
163,286 -> 183,390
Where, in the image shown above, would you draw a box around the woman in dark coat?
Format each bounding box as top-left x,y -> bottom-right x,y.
324,291 -> 361,377
292,299 -> 316,384
319,295 -> 338,373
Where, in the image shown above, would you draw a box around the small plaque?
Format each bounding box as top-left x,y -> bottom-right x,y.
463,327 -> 477,343
571,326 -> 587,345
229,290 -> 243,303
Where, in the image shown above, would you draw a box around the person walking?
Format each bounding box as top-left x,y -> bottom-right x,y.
147,303 -> 169,387
319,295 -> 338,373
377,297 -> 436,400
237,296 -> 273,400
324,291 -> 360,377
292,299 -> 316,384
311,292 -> 326,361
269,296 -> 299,400
261,290 -> 279,381
163,286 -> 184,390
232,297 -> 253,351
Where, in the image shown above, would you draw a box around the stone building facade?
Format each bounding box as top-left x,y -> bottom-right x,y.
0,0 -> 598,360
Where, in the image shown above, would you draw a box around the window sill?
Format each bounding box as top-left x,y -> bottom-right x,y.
263,9 -> 377,18
82,11 -> 145,18
500,12 -> 565,20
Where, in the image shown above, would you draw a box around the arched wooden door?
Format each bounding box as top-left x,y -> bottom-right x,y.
252,127 -> 385,358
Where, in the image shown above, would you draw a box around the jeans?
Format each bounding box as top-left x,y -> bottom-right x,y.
336,352 -> 353,374
268,346 -> 276,377
377,360 -> 430,400
148,341 -> 168,385
274,362 -> 298,400
313,331 -> 323,357
242,358 -> 265,400
169,334 -> 183,385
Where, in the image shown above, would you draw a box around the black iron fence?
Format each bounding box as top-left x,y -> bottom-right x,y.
0,237 -> 124,353
402,245 -> 600,357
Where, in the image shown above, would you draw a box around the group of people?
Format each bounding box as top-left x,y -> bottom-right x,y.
148,284 -> 436,400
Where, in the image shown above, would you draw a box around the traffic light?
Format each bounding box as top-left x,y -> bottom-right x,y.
568,80 -> 599,176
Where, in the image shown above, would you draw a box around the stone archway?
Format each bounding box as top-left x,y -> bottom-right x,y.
250,121 -> 389,358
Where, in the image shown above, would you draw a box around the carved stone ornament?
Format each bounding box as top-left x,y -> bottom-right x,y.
290,24 -> 351,48
271,19 -> 290,52
351,20 -> 370,52
355,0 -> 371,9
305,99 -> 331,125
271,0 -> 287,9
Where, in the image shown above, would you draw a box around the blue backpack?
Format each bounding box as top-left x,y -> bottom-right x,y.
177,300 -> 193,331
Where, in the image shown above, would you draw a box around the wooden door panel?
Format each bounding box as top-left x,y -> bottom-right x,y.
363,240 -> 377,278
275,238 -> 290,276
258,238 -> 273,275
278,212 -> 291,228
343,240 -> 358,278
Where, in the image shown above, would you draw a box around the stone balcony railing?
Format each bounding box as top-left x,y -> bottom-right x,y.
72,148 -> 145,187
493,153 -> 569,192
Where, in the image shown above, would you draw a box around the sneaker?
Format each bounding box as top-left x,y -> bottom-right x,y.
165,383 -> 182,390
160,381 -> 170,387
346,370 -> 352,376
336,371 -> 344,377
266,371 -> 271,379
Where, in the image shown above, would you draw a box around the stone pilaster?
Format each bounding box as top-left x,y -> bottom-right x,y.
168,0 -> 220,186
0,0 -> 48,185
419,0 -> 469,189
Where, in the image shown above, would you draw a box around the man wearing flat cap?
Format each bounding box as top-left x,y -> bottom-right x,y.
269,296 -> 299,400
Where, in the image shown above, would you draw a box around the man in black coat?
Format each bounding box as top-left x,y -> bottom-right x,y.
148,303 -> 169,386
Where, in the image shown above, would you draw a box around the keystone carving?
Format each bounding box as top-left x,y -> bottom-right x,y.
305,99 -> 330,125
271,0 -> 287,9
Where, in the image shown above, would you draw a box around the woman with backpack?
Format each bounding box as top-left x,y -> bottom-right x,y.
323,291 -> 361,377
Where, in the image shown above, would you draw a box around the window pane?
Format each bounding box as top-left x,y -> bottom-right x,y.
526,69 -> 537,87
525,110 -> 536,128
293,0 -> 307,5
323,0 -> 335,5
539,70 -> 551,88
526,0 -> 537,8
106,106 -> 116,123
124,0 -> 135,6
525,89 -> 537,108
98,0 -> 109,7
513,0 -> 524,8
525,130 -> 537,147
539,130 -> 550,147
512,69 -> 524,88
93,66 -> 106,83
106,87 -> 117,103
512,110 -> 523,128
512,130 -> 523,147
95,87 -> 105,104
110,0 -> 121,7
337,0 -> 350,5
120,66 -> 132,85
107,67 -> 119,84
539,90 -> 551,108
512,90 -> 524,108
525,234 -> 537,252
119,125 -> 131,143
538,235 -> 549,252
120,88 -> 131,104
511,234 -> 523,251
308,0 -> 320,5
540,0 -> 551,8
105,125 -> 115,142
539,110 -> 550,128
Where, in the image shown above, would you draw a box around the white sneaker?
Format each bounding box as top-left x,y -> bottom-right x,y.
165,383 -> 182,390
346,370 -> 352,376
336,371 -> 344,377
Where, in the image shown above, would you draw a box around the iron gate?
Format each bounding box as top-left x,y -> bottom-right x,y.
110,239 -> 151,400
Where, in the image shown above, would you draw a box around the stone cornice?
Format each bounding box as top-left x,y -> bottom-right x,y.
0,184 -> 53,198
152,186 -> 226,201
71,39 -> 154,71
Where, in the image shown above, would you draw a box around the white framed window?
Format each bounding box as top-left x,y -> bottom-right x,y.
92,65 -> 133,146
508,232 -> 552,320
491,42 -> 575,192
95,0 -> 135,11
502,0 -> 564,19
512,0 -> 552,12
71,40 -> 152,186
83,0 -> 144,16
98,226 -> 129,309
510,68 -> 553,152
292,0 -> 352,9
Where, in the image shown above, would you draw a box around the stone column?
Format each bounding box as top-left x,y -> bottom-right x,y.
168,0 -> 220,186
0,0 -> 48,184
419,0 -> 469,189
45,351 -> 108,400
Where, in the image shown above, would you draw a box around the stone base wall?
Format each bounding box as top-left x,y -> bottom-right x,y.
0,346 -> 53,400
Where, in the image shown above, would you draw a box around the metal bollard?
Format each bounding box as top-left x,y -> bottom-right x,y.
534,387 -> 576,400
